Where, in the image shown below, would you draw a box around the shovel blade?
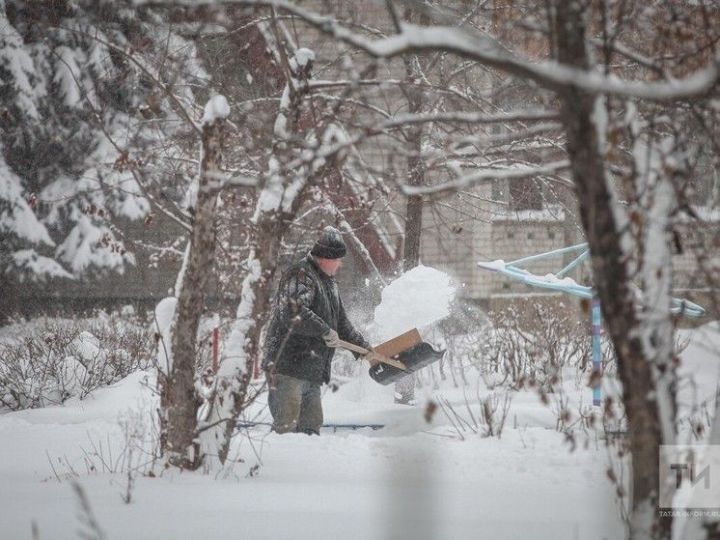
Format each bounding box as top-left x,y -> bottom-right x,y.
368,342 -> 445,385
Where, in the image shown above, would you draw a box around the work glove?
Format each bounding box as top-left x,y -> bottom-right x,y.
363,350 -> 383,367
323,329 -> 340,348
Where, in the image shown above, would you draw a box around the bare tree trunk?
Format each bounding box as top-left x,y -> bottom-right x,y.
162,98 -> 229,469
199,48 -> 323,466
401,9 -> 426,273
214,204 -> 303,463
334,207 -> 387,287
395,14 -> 426,404
403,172 -> 423,271
553,2 -> 670,538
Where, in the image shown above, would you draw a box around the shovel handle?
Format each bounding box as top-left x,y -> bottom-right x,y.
335,339 -> 408,371
336,339 -> 369,355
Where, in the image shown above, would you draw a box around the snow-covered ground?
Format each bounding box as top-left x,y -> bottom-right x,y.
4,320 -> 719,540
0,365 -> 627,540
1,264 -> 717,540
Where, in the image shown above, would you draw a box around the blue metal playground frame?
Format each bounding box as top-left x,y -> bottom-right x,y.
478,243 -> 705,406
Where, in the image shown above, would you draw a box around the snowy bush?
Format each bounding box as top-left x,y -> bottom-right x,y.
0,309 -> 153,410
479,390 -> 512,438
474,304 -> 598,392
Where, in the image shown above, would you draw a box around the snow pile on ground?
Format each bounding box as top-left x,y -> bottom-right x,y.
372,265 -> 455,341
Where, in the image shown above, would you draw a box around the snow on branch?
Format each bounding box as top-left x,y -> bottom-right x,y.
232,0 -> 720,101
203,170 -> 258,189
290,47 -> 315,73
0,162 -> 54,247
154,296 -> 178,375
402,160 -> 571,196
59,24 -> 203,135
381,109 -> 560,128
201,95 -> 230,126
308,79 -> 403,89
0,9 -> 43,119
11,250 -> 74,282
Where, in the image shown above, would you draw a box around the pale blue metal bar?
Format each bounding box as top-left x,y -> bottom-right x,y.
556,249 -> 590,278
486,263 -> 593,298
507,242 -> 588,268
671,298 -> 706,318
486,262 -> 706,317
480,249 -> 706,318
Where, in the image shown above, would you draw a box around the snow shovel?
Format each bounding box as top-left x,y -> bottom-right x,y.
367,341 -> 445,385
336,328 -> 446,386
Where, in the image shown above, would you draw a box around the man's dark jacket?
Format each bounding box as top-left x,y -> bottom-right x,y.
262,253 -> 370,384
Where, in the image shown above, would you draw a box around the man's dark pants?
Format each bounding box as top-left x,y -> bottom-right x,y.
267,372 -> 323,435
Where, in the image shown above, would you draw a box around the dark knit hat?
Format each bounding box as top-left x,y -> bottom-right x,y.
311,226 -> 347,259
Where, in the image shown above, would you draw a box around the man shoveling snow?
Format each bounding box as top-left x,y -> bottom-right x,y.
262,228 -> 452,433
262,227 -> 382,435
